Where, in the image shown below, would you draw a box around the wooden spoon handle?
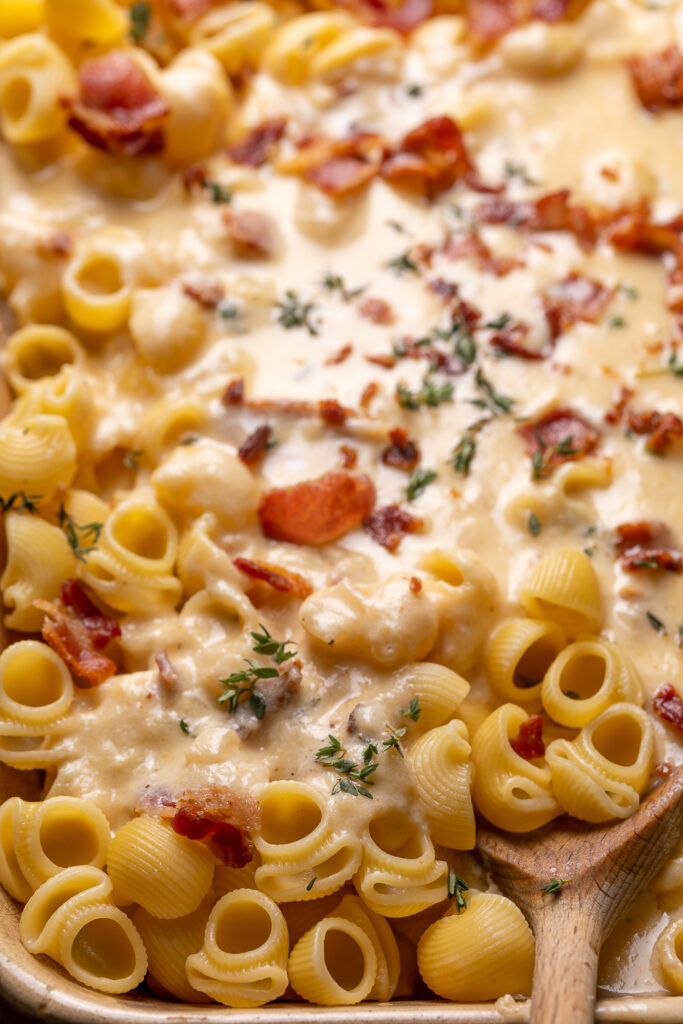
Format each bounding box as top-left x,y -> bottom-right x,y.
529,894 -> 602,1024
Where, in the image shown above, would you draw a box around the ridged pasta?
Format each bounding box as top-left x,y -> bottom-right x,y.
546,702 -> 654,822
396,662 -> 470,731
354,809 -> 448,917
107,815 -> 215,918
519,548 -> 602,636
133,893 -> 215,1003
129,286 -> 207,373
332,893 -> 400,1001
654,917 -> 683,994
186,888 -> 289,1006
1,513 -> 76,631
0,641 -> 74,771
541,637 -> 643,728
44,0 -> 127,51
160,49 -> 233,166
287,915 -> 377,1005
0,33 -> 77,144
61,227 -> 148,334
0,796 -> 110,900
255,782 -> 361,902
3,324 -> 82,394
190,2 -> 278,75
485,617 -> 566,705
471,704 -> 560,832
35,366 -> 95,451
0,414 -> 76,502
406,719 -> 475,850
152,442 -> 259,528
20,865 -> 147,993
417,893 -> 534,1000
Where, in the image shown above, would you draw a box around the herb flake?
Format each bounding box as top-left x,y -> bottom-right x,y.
448,871 -> 469,913
406,467 -> 437,502
275,290 -> 319,336
129,1 -> 150,43
541,878 -> 570,894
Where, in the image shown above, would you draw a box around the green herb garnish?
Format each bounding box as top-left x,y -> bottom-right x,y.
0,492 -> 42,515
129,1 -> 150,43
448,871 -> 469,913
528,512 -> 542,536
401,697 -> 421,722
386,251 -> 420,276
406,467 -> 437,502
58,504 -> 102,563
541,878 -> 570,894
275,290 -> 319,335
396,376 -> 453,410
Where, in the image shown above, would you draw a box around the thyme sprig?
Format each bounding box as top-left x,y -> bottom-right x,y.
396,376 -> 453,410
541,878 -> 570,894
448,871 -> 469,912
58,504 -> 103,562
275,290 -> 319,336
218,625 -> 296,719
315,735 -> 378,798
401,697 -> 421,722
0,492 -> 42,515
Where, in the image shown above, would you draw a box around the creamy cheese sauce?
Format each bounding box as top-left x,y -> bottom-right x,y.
1,0 -> 682,999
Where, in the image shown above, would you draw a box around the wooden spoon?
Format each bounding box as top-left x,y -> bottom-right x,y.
476,765 -> 683,1024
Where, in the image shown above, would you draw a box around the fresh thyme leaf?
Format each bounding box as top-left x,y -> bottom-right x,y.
401,697 -> 421,722
204,181 -> 232,204
249,692 -> 267,720
474,368 -> 515,415
129,1 -> 150,43
608,314 -> 626,329
250,624 -> 296,665
58,504 -> 103,563
667,350 -> 683,377
406,467 -> 437,502
382,726 -> 407,758
406,83 -> 423,97
541,878 -> 570,894
316,734 -> 380,798
451,434 -> 476,476
218,629 -> 296,718
386,251 -> 420,276
0,492 -> 42,515
646,610 -> 666,634
620,283 -> 639,300
179,719 -> 196,736
124,449 -> 143,470
396,376 -> 453,410
447,871 -> 469,913
503,162 -> 538,186
275,290 -> 319,335
484,312 -> 512,330
531,429 -> 577,480
306,877 -> 317,891
528,512 -> 542,536
321,272 -> 345,292
454,331 -> 477,366
386,219 -> 406,234
218,301 -> 239,320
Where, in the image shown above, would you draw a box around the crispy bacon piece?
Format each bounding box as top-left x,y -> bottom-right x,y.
343,0 -> 432,33
409,575 -> 422,593
279,133 -> 383,198
364,504 -> 423,552
359,297 -> 395,324
232,660 -> 303,739
627,408 -> 683,454
476,189 -> 599,249
319,400 -> 348,426
38,230 -> 74,259
510,715 -> 545,760
543,273 -> 613,340
517,407 -> 599,475
489,320 -> 544,360
339,444 -> 358,469
326,343 -> 353,366
66,52 -> 169,158
238,425 -> 272,467
606,202 -> 683,284
171,787 -> 261,867
653,685 -> 683,735
37,599 -> 118,688
604,385 -> 634,425
382,427 -> 420,471
258,471 -> 376,546
158,0 -> 213,20
628,46 -> 683,112
227,118 -> 287,167
233,556 -> 313,598
182,277 -> 225,309
360,381 -> 379,413
615,521 -> 683,573
224,209 -> 279,259
444,231 -> 521,277
222,378 -> 245,406
381,117 -> 477,199
466,0 -> 519,39
365,353 -> 396,369
59,580 -> 121,649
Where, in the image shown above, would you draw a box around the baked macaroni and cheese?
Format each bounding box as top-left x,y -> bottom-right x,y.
0,0 -> 682,1007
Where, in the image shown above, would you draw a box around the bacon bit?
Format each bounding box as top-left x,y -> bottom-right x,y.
339,444 -> 358,469
409,575 -> 422,594
382,427 -> 420,472
60,580 -> 121,649
181,277 -> 225,308
227,118 -> 287,167
307,156 -> 378,196
359,297 -> 395,325
223,209 -> 278,259
160,0 -> 213,20
222,378 -> 245,406
606,202 -> 683,285
233,659 -> 302,738
517,407 -> 600,476
325,343 -> 353,366
615,521 -> 683,573
604,385 -> 634,425
238,425 -> 272,467
181,163 -> 208,193
543,273 -> 614,340
628,46 -> 683,112
258,471 -> 376,546
65,52 -> 168,158
365,353 -> 396,369
360,381 -> 379,413
279,133 -> 384,198
233,556 -> 313,598
364,504 -> 423,552
476,189 -> 599,250
37,599 -> 117,687
510,715 -> 545,760
653,685 -> 683,735
318,400 -> 347,426
37,230 -> 74,259
171,787 -> 261,867
489,320 -> 544,360
627,408 -> 683,454
155,650 -> 180,691
655,762 -> 672,778
381,116 -> 477,200
429,277 -> 458,303
343,0 -> 432,34
444,231 -> 522,277
467,0 -> 519,39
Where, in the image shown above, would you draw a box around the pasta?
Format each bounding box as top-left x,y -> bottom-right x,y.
0,0 -> 682,1012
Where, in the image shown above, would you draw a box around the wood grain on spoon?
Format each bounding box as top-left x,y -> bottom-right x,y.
477,766 -> 683,1024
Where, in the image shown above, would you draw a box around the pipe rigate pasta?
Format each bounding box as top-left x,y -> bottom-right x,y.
287,916 -> 377,1005
406,719 -> 475,850
0,642 -> 74,771
353,809 -> 448,917
4,324 -> 82,394
107,815 -> 215,918
331,893 -> 400,1001
519,548 -> 602,636
61,228 -> 148,334
0,34 -> 77,144
133,894 -> 215,1003
0,414 -> 76,502
417,893 -> 535,1001
654,917 -> 683,994
471,704 -> 561,832
1,514 -> 76,631
485,617 -> 566,705
540,637 -> 643,728
185,888 -> 289,1006
190,3 -> 278,75
159,49 -> 233,167
396,661 -> 470,731
255,781 -> 361,902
